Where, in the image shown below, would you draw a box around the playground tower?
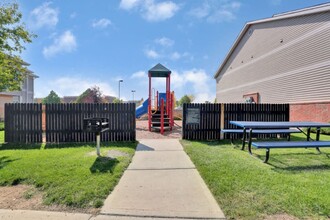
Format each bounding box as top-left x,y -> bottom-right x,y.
148,64 -> 174,134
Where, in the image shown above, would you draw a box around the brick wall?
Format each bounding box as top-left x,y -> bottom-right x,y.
290,102 -> 330,122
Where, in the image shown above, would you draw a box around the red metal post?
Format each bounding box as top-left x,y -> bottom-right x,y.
148,72 -> 152,131
165,77 -> 168,115
168,75 -> 172,130
156,91 -> 159,111
160,98 -> 164,134
171,92 -> 174,127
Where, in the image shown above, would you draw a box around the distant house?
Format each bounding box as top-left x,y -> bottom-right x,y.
61,95 -> 116,103
0,62 -> 38,119
214,3 -> 330,122
0,66 -> 38,103
62,96 -> 77,103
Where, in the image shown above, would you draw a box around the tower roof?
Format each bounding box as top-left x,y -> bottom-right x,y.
148,63 -> 171,77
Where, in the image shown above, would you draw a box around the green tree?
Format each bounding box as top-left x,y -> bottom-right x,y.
0,3 -> 36,92
42,90 -> 61,104
113,98 -> 121,103
76,86 -> 104,103
179,94 -> 194,106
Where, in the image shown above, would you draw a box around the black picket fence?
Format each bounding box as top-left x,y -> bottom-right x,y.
5,103 -> 43,143
182,103 -> 290,140
45,103 -> 135,142
4,103 -> 136,143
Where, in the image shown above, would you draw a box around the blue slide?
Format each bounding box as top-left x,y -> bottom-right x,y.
136,98 -> 149,118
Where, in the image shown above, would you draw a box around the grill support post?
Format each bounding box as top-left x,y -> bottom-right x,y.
96,132 -> 101,156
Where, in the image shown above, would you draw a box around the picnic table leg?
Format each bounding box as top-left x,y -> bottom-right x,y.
316,127 -> 321,141
287,134 -> 291,141
306,127 -> 311,141
264,148 -> 270,163
248,129 -> 253,152
241,128 -> 246,150
316,127 -> 321,153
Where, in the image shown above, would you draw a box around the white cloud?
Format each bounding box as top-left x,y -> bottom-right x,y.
170,52 -> 192,61
189,1 -> 241,23
35,77 -> 116,97
155,37 -> 174,47
30,2 -> 59,29
43,31 -> 77,58
70,12 -> 77,19
171,69 -> 214,102
143,0 -> 180,22
119,0 -> 179,22
131,71 -> 147,78
271,0 -> 282,5
144,49 -> 160,59
119,0 -> 142,10
92,18 -> 112,28
207,10 -> 235,23
189,2 -> 210,19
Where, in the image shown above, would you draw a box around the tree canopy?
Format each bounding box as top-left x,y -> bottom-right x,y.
178,95 -> 194,106
0,3 -> 36,92
76,86 -> 104,103
42,90 -> 61,104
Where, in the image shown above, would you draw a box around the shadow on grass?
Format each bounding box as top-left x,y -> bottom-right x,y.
0,143 -> 43,150
45,141 -> 138,149
255,151 -> 330,172
0,141 -> 137,150
90,156 -> 119,173
0,156 -> 20,169
272,164 -> 330,172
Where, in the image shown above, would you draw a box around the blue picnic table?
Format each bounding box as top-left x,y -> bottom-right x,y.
229,121 -> 330,162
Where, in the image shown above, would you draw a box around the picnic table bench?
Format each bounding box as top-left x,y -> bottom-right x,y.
221,128 -> 300,144
251,141 -> 330,163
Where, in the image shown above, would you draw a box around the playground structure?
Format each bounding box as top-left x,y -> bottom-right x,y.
146,63 -> 174,134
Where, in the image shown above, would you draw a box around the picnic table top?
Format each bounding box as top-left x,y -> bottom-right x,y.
230,121 -> 330,129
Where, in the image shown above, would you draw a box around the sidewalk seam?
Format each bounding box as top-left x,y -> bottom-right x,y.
99,212 -> 226,220
127,167 -> 196,171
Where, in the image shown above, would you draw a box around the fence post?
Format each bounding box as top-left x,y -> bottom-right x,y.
220,103 -> 225,139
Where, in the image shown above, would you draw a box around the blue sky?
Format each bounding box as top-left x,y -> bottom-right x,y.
17,0 -> 328,102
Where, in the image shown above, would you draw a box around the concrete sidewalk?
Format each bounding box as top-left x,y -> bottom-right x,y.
99,139 -> 225,219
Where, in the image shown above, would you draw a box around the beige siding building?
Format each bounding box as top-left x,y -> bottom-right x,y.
0,62 -> 38,120
1,70 -> 38,104
214,4 -> 330,104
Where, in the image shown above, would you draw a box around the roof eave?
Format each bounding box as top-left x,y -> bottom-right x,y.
213,22 -> 251,79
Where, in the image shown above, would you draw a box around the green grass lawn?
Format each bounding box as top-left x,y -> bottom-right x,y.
0,122 -> 4,131
182,133 -> 330,220
0,131 -> 3,144
0,139 -> 137,209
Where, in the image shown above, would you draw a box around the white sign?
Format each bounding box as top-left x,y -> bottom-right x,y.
186,108 -> 200,124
